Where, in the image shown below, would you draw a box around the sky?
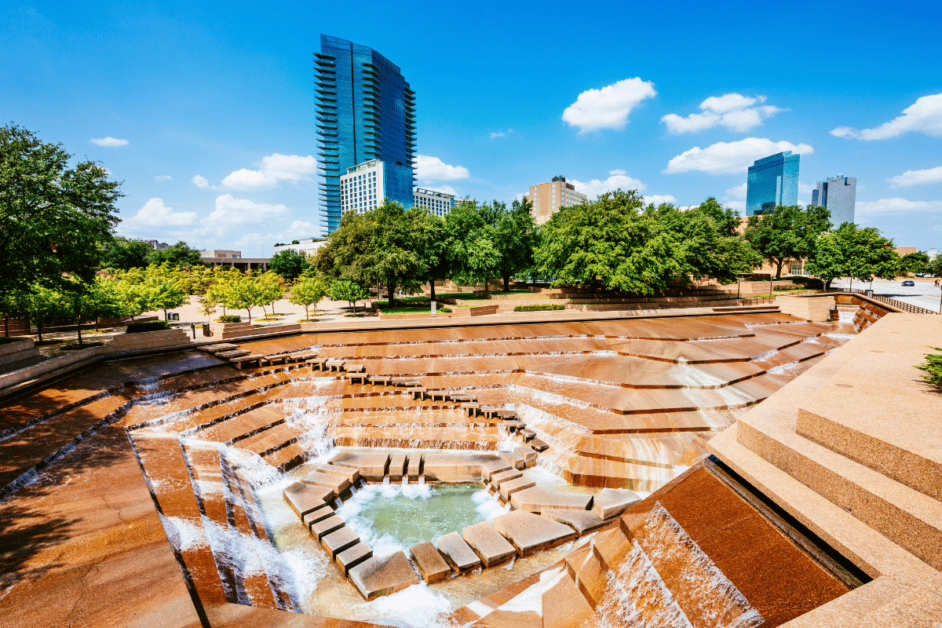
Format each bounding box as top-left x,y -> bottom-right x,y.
2,0 -> 941,256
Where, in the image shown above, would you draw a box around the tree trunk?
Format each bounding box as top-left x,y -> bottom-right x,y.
775,260 -> 785,279
825,278 -> 832,290
3,317 -> 8,337
387,281 -> 396,308
503,274 -> 510,292
163,309 -> 168,321
849,276 -> 853,291
429,281 -> 436,302
37,321 -> 43,343
246,308 -> 252,322
77,324 -> 83,347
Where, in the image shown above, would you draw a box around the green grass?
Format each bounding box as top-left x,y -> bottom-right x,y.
916,348 -> 942,388
435,290 -> 532,301
514,304 -> 565,312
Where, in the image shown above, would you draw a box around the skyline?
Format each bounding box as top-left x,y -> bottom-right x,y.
2,1 -> 941,254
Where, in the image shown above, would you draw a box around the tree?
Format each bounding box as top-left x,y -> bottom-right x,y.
138,276 -> 188,320
492,198 -> 539,291
101,237 -> 152,270
290,276 -> 329,319
804,231 -> 845,290
269,249 -> 308,281
12,284 -> 70,343
410,210 -> 450,301
257,271 -> 286,316
147,242 -> 204,268
0,124 -> 123,297
534,190 -> 689,294
445,201 -> 500,291
929,256 -> 942,278
805,223 -> 900,290
221,274 -> 266,322
60,276 -> 126,346
744,205 -> 832,278
901,251 -> 930,275
329,279 -> 369,312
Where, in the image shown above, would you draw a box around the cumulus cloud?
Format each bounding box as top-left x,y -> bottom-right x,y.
562,78 -> 657,133
415,155 -> 470,181
571,170 -> 646,198
662,94 -> 783,134
122,198 -> 197,230
663,138 -> 813,175
888,165 -> 942,188
831,93 -> 942,140
192,175 -> 210,188
856,197 -> 942,215
222,153 -> 317,189
201,195 -> 288,233
645,194 -> 678,205
155,175 -> 173,182
489,129 -> 512,139
90,137 -> 129,147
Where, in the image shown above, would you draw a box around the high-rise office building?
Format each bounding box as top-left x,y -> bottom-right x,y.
811,175 -> 857,225
413,187 -> 455,218
745,151 -> 800,216
314,35 -> 416,233
340,160 -> 384,215
526,176 -> 587,225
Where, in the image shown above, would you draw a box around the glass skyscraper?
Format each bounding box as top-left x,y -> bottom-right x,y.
812,175 -> 857,225
314,35 -> 416,233
745,151 -> 800,216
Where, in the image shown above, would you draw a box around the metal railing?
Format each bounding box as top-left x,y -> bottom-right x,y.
831,288 -> 940,315
740,296 -> 776,306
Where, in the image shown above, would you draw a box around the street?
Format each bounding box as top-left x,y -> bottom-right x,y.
830,277 -> 942,312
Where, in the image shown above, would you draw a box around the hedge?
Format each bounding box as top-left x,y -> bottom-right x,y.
513,304 -> 565,312
216,315 -> 242,323
126,321 -> 171,334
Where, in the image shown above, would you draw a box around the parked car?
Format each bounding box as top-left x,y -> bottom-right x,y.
902,280 -> 915,286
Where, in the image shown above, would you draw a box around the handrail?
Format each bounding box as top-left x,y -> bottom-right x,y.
829,288 -> 939,315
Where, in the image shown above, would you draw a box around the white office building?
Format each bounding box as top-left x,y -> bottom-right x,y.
413,187 -> 455,217
271,238 -> 327,257
341,160 -> 385,215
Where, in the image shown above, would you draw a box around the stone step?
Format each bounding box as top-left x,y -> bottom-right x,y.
195,405 -> 287,444
565,544 -> 608,607
493,510 -> 576,556
541,508 -> 609,536
436,531 -> 482,573
499,475 -> 536,501
462,521 -> 516,567
329,451 -> 390,481
736,414 -> 942,572
236,422 -> 302,457
303,470 -> 352,494
541,562 -> 595,628
283,482 -> 334,518
509,486 -> 593,514
348,551 -> 419,600
263,440 -> 309,471
321,526 -> 360,559
388,452 -> 407,480
336,542 -> 373,576
409,541 -> 451,583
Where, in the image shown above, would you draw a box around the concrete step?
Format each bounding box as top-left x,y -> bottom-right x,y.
564,544 -> 607,607
540,561 -> 595,628
735,414 -> 942,572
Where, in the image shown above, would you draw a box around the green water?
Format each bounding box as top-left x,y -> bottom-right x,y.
352,483 -> 487,548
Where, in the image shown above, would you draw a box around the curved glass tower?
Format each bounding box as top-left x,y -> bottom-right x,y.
314,35 -> 416,234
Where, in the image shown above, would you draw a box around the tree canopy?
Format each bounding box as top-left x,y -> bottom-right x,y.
101,236 -> 152,270
147,242 -> 204,268
270,248 -> 308,280
805,222 -> 900,290
744,205 -> 832,278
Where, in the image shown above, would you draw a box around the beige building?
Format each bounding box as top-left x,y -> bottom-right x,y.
526,176 -> 586,225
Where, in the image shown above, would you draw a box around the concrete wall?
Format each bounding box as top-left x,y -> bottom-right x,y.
775,295 -> 836,322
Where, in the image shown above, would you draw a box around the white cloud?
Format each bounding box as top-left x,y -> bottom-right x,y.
562,78 -> 657,133
192,175 -> 210,188
415,155 -> 470,181
90,137 -> 129,147
645,194 -> 678,205
221,153 -> 317,189
888,165 -> 942,188
830,93 -> 942,140
799,182 -> 813,195
423,184 -> 458,196
122,198 -> 197,230
856,198 -> 942,215
201,195 -> 288,232
661,94 -> 784,134
725,183 -> 747,199
489,129 -> 512,139
664,138 -> 813,175
571,170 -> 646,198
155,175 -> 173,182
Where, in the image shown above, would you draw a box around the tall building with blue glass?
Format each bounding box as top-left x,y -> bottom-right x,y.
314,35 -> 416,233
812,175 -> 857,225
745,151 -> 800,216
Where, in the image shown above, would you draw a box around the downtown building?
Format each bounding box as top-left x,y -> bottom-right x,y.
413,187 -> 455,217
314,35 -> 416,233
526,176 -> 587,225
812,175 -> 857,225
745,151 -> 800,216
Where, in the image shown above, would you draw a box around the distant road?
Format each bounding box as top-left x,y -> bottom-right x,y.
830,278 -> 942,312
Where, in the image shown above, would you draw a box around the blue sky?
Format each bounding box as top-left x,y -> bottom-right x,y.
3,0 -> 941,256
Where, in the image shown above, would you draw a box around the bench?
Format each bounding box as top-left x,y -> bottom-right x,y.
410,387 -> 427,400
327,360 -> 347,372
463,402 -> 481,417
230,354 -> 263,370
368,376 -> 391,387
306,357 -> 329,371
348,373 -> 369,385
261,353 -> 290,366
497,410 -> 517,421
345,363 -> 366,373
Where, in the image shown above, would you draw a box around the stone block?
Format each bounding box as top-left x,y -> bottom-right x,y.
321,526 -> 360,559
500,451 -> 526,470
348,551 -> 420,600
499,476 -> 536,501
310,515 -> 344,540
510,487 -> 592,514
423,452 -> 496,482
336,542 -> 372,576
436,531 -> 481,573
314,463 -> 361,485
541,563 -> 595,628
541,509 -> 609,536
283,482 -> 333,519
592,488 -> 641,519
409,541 -> 451,583
329,451 -> 390,481
462,522 -> 516,567
407,453 -> 423,480
490,468 -> 523,488
302,470 -> 351,494
514,446 -> 538,467
301,504 -> 334,529
389,453 -> 407,481
493,510 -> 576,556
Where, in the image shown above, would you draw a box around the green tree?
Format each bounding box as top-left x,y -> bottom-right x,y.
12,284 -> 70,343
744,205 -> 832,278
329,279 -> 369,312
900,251 -> 930,275
221,274 -> 266,322
60,276 -> 126,346
147,242 -> 204,268
290,276 -> 329,319
805,223 -> 900,290
269,249 -> 308,280
257,271 -> 286,316
445,201 -> 500,290
534,190 -> 689,294
804,231 -> 846,290
0,124 -> 123,297
101,237 -> 152,270
492,198 -> 539,291
138,276 -> 188,321
411,210 -> 450,301
928,256 -> 942,278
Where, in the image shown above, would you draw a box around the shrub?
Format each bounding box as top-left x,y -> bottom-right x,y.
513,304 -> 565,312
216,315 -> 242,323
916,348 -> 942,388
126,321 -> 171,333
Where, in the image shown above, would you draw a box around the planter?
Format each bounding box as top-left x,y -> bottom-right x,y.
0,338 -> 41,367
450,304 -> 499,317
